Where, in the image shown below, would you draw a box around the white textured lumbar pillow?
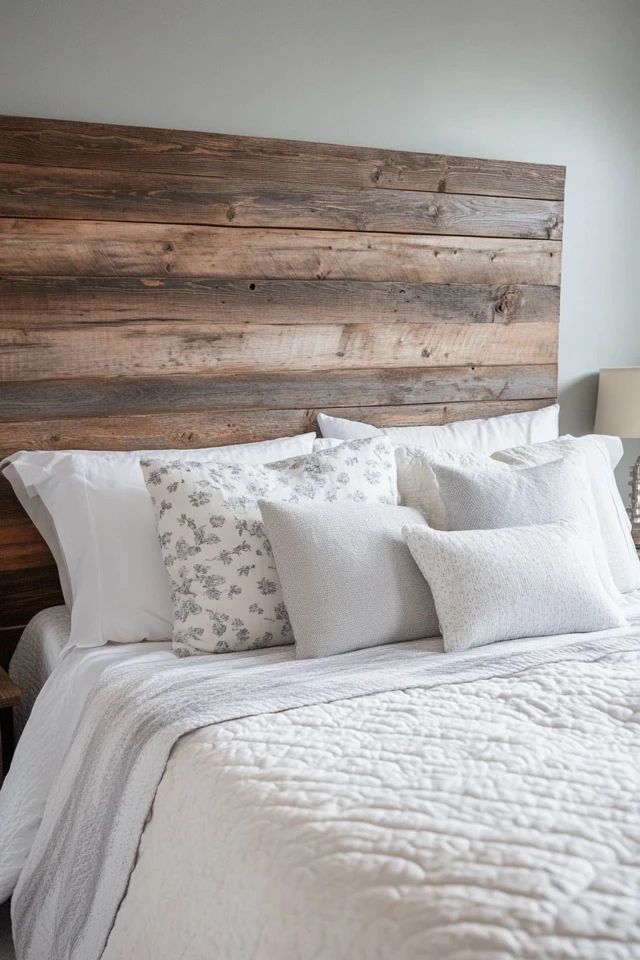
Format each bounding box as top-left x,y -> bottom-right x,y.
259,500 -> 439,658
141,437 -> 398,656
403,519 -> 627,653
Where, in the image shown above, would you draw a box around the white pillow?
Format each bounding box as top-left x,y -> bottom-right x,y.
1,434 -> 317,648
396,433 -> 638,596
396,445 -> 505,529
2,459 -> 73,606
430,453 -> 620,601
404,519 -> 627,653
317,404 -> 559,453
492,435 -> 640,594
259,500 -> 439,659
141,437 -> 399,656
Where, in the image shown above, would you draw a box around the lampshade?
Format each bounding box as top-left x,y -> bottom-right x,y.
594,367 -> 640,438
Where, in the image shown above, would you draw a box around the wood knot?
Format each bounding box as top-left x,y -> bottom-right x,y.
226,205 -> 236,222
371,168 -> 381,184
421,347 -> 432,358
163,242 -> 174,253
495,286 -> 518,319
427,204 -> 439,217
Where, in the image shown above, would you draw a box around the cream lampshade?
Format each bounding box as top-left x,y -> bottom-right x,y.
594,367 -> 640,437
594,366 -> 640,550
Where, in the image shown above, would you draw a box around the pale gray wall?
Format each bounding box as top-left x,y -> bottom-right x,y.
2,0 -> 639,489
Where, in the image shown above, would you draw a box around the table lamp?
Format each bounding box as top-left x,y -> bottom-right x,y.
594,366 -> 640,549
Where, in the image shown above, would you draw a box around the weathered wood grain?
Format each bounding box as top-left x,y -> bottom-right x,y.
0,163 -> 564,239
0,116 -> 566,200
0,398 -> 553,455
0,277 -> 561,326
0,365 -> 558,420
0,321 -> 559,381
0,115 -> 564,648
0,219 -> 562,283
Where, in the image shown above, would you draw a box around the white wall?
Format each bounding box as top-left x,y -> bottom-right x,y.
2,0 -> 639,488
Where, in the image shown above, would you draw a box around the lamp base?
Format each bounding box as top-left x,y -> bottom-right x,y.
629,456 -> 640,551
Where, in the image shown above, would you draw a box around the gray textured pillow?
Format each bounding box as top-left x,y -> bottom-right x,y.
259,500 -> 439,659
403,519 -> 627,653
431,453 -> 621,600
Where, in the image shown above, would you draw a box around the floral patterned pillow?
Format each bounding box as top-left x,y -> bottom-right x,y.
141,437 -> 398,656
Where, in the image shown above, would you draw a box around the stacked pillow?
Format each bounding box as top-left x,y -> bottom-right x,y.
140,437 -> 399,656
3,406 -> 634,660
1,434 -> 317,648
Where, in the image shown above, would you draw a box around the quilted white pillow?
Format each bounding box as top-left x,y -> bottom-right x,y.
404,519 -> 627,653
141,437 -> 398,656
317,404 -> 559,453
1,434 -> 317,648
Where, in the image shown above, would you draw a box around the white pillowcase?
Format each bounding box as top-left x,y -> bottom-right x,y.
404,519 -> 627,653
396,433 -> 638,596
317,404 -> 559,453
492,435 -> 640,593
259,500 -> 439,659
1,434 -> 316,648
141,437 -> 399,656
396,445 -> 506,529
430,453 -> 620,601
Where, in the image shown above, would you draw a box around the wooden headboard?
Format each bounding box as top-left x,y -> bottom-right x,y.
0,114 -> 564,660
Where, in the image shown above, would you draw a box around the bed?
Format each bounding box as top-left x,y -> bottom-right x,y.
1,116 -> 638,960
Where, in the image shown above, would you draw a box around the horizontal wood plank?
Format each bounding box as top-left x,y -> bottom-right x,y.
0,321 -> 559,381
0,276 -> 561,326
0,398 -> 554,456
0,116 -> 566,200
0,220 -> 562,283
0,365 -> 558,420
0,116 -> 564,633
0,163 -> 563,240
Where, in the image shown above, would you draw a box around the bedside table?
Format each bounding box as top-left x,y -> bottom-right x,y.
0,667 -> 20,778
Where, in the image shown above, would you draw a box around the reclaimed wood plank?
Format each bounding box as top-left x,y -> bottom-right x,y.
0,163 -> 563,239
0,398 -> 553,455
0,365 -> 558,420
0,116 -> 566,200
0,276 -> 561,326
0,219 -> 562,283
0,321 -> 559,381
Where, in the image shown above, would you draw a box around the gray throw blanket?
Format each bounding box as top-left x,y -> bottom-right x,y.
12,630 -> 640,960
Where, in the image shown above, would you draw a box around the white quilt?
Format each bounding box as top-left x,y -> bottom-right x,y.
102,647 -> 640,960
3,603 -> 640,960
